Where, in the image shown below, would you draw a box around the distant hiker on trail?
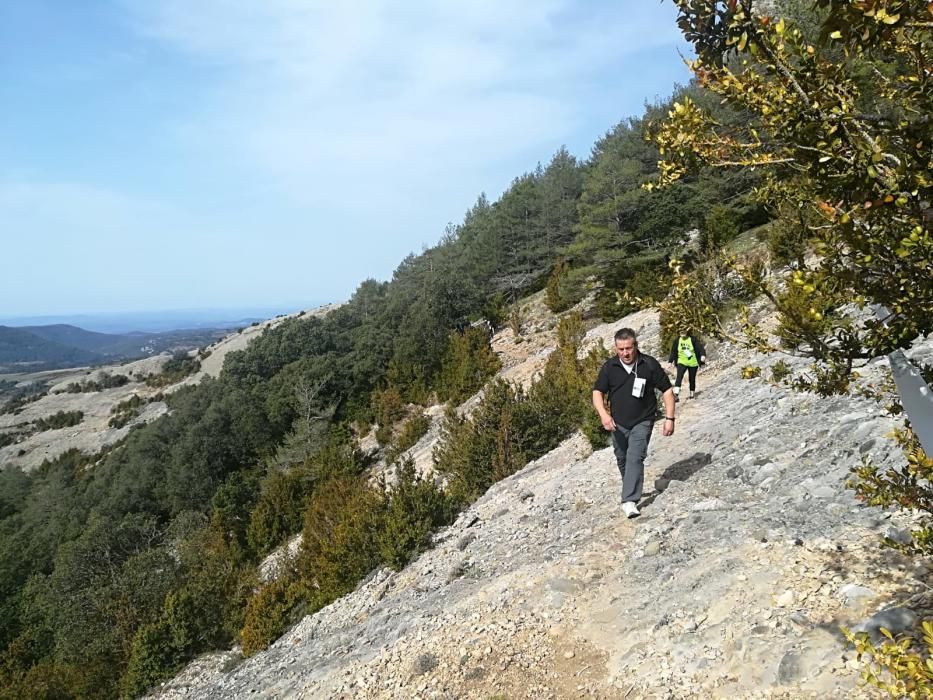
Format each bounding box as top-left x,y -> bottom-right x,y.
592,328 -> 676,519
667,331 -> 706,401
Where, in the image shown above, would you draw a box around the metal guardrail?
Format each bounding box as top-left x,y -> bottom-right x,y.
888,349 -> 933,455
873,305 -> 933,454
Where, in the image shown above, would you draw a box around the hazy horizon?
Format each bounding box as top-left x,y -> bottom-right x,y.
0,302 -> 331,334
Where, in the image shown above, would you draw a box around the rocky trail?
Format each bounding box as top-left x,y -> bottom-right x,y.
153,307 -> 931,699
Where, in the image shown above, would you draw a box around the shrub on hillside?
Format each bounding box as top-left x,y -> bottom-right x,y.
699,205 -> 740,256
770,360 -> 792,384
595,259 -> 672,322
373,385 -> 406,446
384,412 -> 431,466
33,410 -> 83,432
109,394 -> 149,429
125,523 -> 255,684
308,426 -> 366,482
145,352 -> 200,388
242,444 -> 447,655
766,203 -> 813,269
481,293 -> 507,330
0,383 -> 49,416
434,380 -> 526,509
62,373 -> 130,393
0,659 -> 89,700
111,394 -> 145,413
583,396 -> 612,450
121,618 -> 182,698
108,412 -> 135,430
846,621 -> 933,699
295,476 -> 385,601
101,373 -> 131,388
435,312 -> 604,508
377,458 -> 452,570
508,304 -> 524,337
516,313 -> 599,458
545,257 -> 573,313
246,464 -> 315,556
434,327 -> 501,405
0,432 -> 20,449
517,314 -> 586,459
210,468 -> 264,556
239,574 -> 301,658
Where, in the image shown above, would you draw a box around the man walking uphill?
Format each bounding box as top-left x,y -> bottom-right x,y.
592,328 -> 676,518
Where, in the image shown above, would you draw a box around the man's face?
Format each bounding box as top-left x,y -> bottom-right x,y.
615,338 -> 637,364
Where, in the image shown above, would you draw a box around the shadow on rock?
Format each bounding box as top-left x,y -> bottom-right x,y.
639,452 -> 713,512
654,452 -> 713,493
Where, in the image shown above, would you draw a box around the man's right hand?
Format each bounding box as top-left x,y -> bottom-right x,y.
601,415 -> 616,431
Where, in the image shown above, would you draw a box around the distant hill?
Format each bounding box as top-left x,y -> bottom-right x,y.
0,306 -> 318,334
22,324 -> 133,355
0,324 -> 231,373
0,326 -> 102,371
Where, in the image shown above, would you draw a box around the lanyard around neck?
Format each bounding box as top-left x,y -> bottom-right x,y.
619,356 -> 639,378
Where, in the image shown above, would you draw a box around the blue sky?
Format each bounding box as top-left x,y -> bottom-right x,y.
0,0 -> 691,317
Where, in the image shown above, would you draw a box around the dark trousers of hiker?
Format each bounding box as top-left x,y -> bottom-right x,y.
675,364 -> 698,392
612,419 -> 653,503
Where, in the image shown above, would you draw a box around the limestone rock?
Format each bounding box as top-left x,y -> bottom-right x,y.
852,607 -> 919,643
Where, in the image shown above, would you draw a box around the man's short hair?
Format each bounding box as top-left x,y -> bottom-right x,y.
614,328 -> 637,343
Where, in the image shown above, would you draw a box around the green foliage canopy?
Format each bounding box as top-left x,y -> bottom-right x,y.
649,0 -> 933,391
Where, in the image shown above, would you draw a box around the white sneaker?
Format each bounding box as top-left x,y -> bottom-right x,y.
622,501 -> 640,519
689,390 -> 695,399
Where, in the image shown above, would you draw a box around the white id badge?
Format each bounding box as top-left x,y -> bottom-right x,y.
632,377 -> 646,398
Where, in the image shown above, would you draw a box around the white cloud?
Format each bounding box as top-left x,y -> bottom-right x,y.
121,0 -> 685,207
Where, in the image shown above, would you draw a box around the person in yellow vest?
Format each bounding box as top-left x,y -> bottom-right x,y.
667,330 -> 706,400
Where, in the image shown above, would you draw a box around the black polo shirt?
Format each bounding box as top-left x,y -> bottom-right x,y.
593,352 -> 672,429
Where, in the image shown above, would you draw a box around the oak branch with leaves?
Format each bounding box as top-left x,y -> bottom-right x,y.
647,0 -> 932,395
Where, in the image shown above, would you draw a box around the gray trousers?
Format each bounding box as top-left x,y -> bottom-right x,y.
612,419 -> 653,503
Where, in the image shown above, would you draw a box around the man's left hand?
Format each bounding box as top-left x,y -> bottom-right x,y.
662,418 -> 674,436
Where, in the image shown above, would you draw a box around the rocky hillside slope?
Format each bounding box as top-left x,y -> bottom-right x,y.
0,355 -> 170,471
0,304 -> 337,471
152,305 -> 930,699
181,303 -> 341,385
